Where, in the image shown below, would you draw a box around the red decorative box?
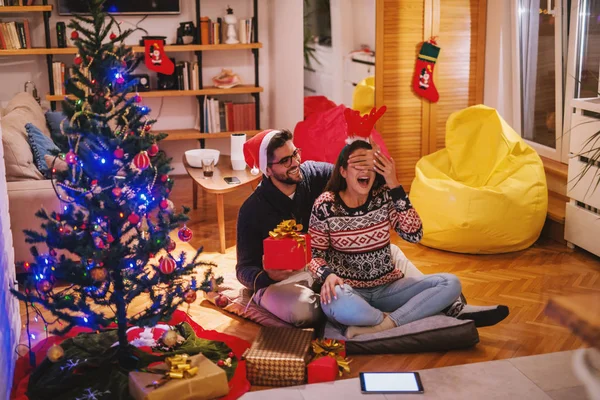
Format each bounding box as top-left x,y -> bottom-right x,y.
263,234 -> 311,271
307,356 -> 338,384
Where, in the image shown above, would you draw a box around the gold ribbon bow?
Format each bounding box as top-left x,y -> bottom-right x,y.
312,339 -> 352,376
269,219 -> 305,247
146,354 -> 199,388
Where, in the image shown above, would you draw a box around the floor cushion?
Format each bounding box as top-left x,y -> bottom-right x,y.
1,93 -> 50,181
410,105 -> 548,254
324,316 -> 479,354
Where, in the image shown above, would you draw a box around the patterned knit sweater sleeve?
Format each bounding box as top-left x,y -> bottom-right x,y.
386,185 -> 423,243
307,192 -> 335,283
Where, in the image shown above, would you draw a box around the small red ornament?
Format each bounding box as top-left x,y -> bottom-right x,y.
159,256 -> 176,274
159,199 -> 169,210
110,32 -> 117,40
217,360 -> 225,367
65,150 -> 77,165
134,95 -> 142,103
228,352 -> 235,359
107,234 -> 115,244
49,249 -> 57,257
36,279 -> 53,294
178,225 -> 193,242
167,239 -> 176,252
91,180 -> 98,187
128,213 -> 140,225
215,294 -> 229,308
133,151 -> 151,170
74,56 -> 83,65
71,31 -> 79,40
80,223 -> 87,230
94,237 -> 105,249
105,100 -> 112,109
148,143 -> 159,156
144,125 -> 152,132
160,175 -> 168,183
113,148 -> 124,159
112,187 -> 122,197
183,289 -> 197,304
116,77 -> 125,85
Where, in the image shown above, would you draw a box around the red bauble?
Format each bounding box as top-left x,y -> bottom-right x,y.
178,226 -> 193,242
112,187 -> 122,197
160,175 -> 168,183
65,150 -> 77,165
36,279 -> 53,294
159,199 -> 169,210
107,234 -> 115,244
148,143 -> 159,157
128,213 -> 140,225
144,125 -> 152,132
91,180 -> 98,186
167,239 -> 176,252
113,148 -> 124,159
133,151 -> 151,170
134,95 -> 142,103
217,360 -> 225,367
110,33 -> 117,40
159,256 -> 176,274
74,56 -> 83,65
183,289 -> 197,304
105,100 -> 112,109
215,294 -> 229,308
71,31 -> 79,40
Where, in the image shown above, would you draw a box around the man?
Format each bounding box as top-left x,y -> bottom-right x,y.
237,129 -> 509,328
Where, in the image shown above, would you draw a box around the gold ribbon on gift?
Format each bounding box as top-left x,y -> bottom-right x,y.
311,339 -> 352,376
146,354 -> 199,388
268,220 -> 305,248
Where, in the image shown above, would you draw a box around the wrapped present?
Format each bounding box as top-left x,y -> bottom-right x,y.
264,220 -> 311,270
307,339 -> 352,383
129,354 -> 229,400
243,327 -> 314,386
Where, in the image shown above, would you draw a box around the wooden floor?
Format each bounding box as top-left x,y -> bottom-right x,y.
18,175 -> 600,383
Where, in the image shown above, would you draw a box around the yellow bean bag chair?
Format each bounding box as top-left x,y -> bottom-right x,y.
410,105 -> 548,254
352,76 -> 375,116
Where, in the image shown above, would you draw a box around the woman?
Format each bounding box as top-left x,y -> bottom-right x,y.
308,140 -> 462,338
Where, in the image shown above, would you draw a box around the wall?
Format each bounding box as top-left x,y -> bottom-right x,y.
0,126 -> 20,399
0,0 -> 274,174
350,0 -> 376,51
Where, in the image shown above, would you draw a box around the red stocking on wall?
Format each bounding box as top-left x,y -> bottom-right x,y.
412,37 -> 440,103
144,39 -> 174,75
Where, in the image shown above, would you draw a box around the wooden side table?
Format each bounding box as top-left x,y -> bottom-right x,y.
183,155 -> 261,253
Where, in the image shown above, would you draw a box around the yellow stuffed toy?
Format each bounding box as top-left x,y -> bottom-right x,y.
410,105 -> 548,254
352,76 -> 375,116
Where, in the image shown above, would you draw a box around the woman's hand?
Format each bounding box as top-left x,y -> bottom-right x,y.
374,150 -> 400,188
320,274 -> 344,304
347,148 -> 374,171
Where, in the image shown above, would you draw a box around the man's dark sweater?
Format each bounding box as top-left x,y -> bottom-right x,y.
236,161 -> 333,291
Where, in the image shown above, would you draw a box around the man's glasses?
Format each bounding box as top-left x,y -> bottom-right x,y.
268,148 -> 302,168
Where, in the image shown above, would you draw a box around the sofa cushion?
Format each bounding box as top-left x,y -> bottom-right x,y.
26,123 -> 59,176
323,315 -> 479,354
45,111 -> 70,149
1,93 -> 50,181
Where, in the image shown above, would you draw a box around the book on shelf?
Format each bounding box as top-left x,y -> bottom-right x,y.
52,61 -> 65,95
238,19 -> 254,44
0,20 -> 31,49
199,16 -> 252,45
203,98 -> 256,134
0,0 -> 36,5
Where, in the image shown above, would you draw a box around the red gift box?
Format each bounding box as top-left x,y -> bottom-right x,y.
263,234 -> 311,271
307,356 -> 338,384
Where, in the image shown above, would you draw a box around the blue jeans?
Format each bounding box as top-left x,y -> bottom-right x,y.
321,274 -> 462,327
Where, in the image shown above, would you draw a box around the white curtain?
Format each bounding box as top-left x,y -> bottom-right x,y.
520,0 -> 540,140
0,123 -> 20,399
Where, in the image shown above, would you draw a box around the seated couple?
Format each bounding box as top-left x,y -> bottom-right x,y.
236,129 -> 509,337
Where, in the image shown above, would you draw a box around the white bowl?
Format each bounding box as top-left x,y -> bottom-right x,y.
185,149 -> 220,168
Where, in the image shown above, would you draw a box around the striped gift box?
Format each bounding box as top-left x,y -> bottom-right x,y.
243,327 -> 314,386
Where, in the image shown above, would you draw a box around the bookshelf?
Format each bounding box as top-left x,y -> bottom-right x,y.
0,0 -> 262,141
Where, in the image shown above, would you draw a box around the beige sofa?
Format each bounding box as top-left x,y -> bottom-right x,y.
1,93 -> 62,270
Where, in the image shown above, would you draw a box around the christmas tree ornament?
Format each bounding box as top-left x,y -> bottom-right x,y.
228,351 -> 235,359
71,31 -> 79,40
215,294 -> 229,308
144,39 -> 174,75
113,148 -> 124,159
106,233 -> 115,243
128,213 -> 140,225
144,125 -> 152,132
412,37 -> 440,103
161,329 -> 178,347
159,199 -> 169,210
134,94 -> 142,103
65,150 -> 77,165
159,256 -> 176,274
74,56 -> 83,65
133,151 -> 151,170
112,187 -> 122,197
167,239 -> 176,252
160,174 -> 168,183
178,225 -> 193,242
46,344 -> 65,363
94,237 -> 105,249
90,267 -> 108,282
217,359 -> 225,367
183,289 -> 197,304
36,279 -> 53,294
148,143 -> 159,157
110,32 -> 117,40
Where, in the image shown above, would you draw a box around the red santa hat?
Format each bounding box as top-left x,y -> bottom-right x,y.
243,129 -> 281,175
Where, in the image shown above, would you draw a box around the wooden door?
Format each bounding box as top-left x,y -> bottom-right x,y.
375,0 -> 487,188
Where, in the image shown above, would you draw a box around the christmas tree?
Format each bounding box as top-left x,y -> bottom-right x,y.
11,0 -> 217,360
